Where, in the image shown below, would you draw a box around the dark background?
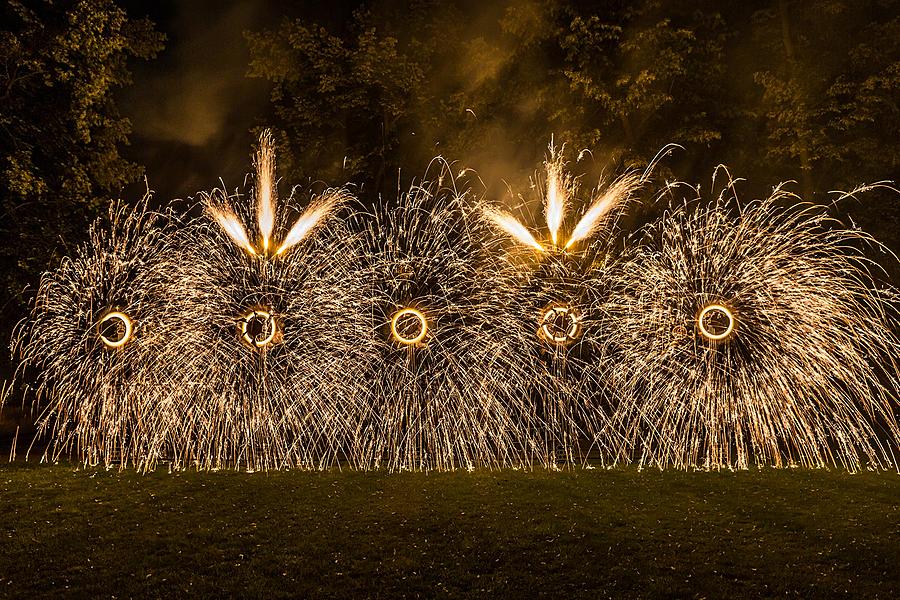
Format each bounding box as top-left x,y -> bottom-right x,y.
2,0 -> 899,438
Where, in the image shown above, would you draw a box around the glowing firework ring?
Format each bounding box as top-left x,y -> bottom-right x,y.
697,304 -> 735,342
672,325 -> 688,339
240,309 -> 278,348
98,311 -> 133,349
390,307 -> 428,345
539,305 -> 582,345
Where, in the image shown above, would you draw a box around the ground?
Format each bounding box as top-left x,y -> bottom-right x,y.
0,464 -> 897,598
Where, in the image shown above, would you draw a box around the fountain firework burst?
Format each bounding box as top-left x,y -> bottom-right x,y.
155,132 -> 369,470
11,198 -> 174,468
480,145 -> 646,464
601,172 -> 900,470
351,162 -> 547,470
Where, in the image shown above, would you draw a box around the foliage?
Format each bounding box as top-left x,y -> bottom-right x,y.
246,7 -> 432,193
750,1 -> 900,196
0,0 -> 164,330
246,0 -> 898,235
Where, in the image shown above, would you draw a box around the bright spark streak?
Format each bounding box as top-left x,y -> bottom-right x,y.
565,175 -> 637,249
210,206 -> 257,255
545,162 -> 567,247
482,206 -> 544,251
256,130 -> 276,253
275,194 -> 340,255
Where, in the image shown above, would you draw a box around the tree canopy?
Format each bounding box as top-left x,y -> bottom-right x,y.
246,0 -> 898,221
0,0 -> 164,327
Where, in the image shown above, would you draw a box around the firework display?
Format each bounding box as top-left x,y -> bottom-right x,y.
351,164 -> 546,470
11,199 -> 174,468
6,136 -> 899,471
601,174 -> 900,470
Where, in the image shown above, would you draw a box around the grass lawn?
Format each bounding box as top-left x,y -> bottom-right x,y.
0,464 -> 897,598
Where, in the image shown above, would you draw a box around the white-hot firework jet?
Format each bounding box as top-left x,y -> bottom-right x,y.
482,206 -> 544,251
276,192 -> 345,255
545,157 -> 567,246
255,130 -> 277,253
565,173 -> 640,249
210,203 -> 256,255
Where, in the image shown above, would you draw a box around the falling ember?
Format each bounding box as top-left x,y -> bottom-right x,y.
390,307 -> 428,345
697,303 -> 735,342
210,206 -> 257,255
482,206 -> 544,252
256,131 -> 277,253
97,311 -> 133,348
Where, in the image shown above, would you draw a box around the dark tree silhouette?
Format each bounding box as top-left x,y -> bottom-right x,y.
0,0 -> 164,335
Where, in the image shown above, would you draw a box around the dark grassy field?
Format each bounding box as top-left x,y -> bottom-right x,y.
0,464 -> 897,598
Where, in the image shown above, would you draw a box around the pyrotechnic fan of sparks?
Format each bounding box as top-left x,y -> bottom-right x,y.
479,146 -> 646,465
599,173 -> 900,470
11,198 -> 173,468
481,145 -> 641,254
154,132 -> 369,470
350,162 -> 546,470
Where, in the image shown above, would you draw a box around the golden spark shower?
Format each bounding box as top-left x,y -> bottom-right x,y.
8,135 -> 900,472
